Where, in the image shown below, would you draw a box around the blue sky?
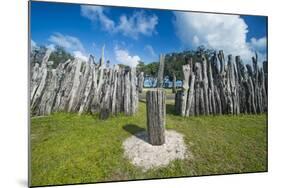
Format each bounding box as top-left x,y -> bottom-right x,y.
30,1 -> 267,66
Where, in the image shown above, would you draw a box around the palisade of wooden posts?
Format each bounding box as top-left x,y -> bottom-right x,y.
137,72 -> 144,93
175,50 -> 268,117
31,47 -> 267,120
146,54 -> 166,145
30,48 -> 140,118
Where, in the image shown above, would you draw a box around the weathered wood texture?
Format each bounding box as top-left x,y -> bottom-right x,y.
30,50 -> 139,117
146,55 -> 166,145
175,51 -> 268,116
137,72 -> 144,93
172,73 -> 177,93
146,89 -> 166,145
156,54 -> 165,88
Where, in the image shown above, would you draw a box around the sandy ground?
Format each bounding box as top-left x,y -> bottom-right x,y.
123,130 -> 190,171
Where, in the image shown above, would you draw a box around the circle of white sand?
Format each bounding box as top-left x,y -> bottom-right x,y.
123,130 -> 188,171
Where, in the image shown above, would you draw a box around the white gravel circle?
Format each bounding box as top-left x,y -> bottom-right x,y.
123,130 -> 189,171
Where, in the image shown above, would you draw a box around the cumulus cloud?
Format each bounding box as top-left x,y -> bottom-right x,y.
31,39 -> 38,50
173,12 -> 267,63
115,11 -> 158,39
144,44 -> 157,57
46,44 -> 55,51
249,36 -> 267,52
49,32 -> 85,52
81,5 -> 158,39
48,33 -> 88,61
81,5 -> 115,31
114,47 -> 140,67
73,51 -> 88,62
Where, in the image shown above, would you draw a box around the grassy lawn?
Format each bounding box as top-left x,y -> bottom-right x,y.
143,88 -> 175,94
30,100 -> 267,187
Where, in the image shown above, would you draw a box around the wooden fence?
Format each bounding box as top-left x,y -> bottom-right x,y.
30,49 -> 139,117
175,50 -> 268,116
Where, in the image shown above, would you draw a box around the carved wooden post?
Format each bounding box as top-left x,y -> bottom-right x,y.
181,64 -> 191,116
138,72 -> 144,93
172,72 -> 176,93
68,58 -> 82,112
175,90 -> 182,114
130,67 -> 138,115
263,61 -> 268,96
246,64 -> 256,114
185,73 -> 195,116
202,55 -> 210,115
91,46 -> 105,114
146,54 -> 166,145
156,54 -> 165,88
146,89 -> 166,145
111,65 -> 119,115
124,69 -> 131,115
217,50 -> 227,114
31,48 -> 52,110
100,85 -> 111,120
78,59 -> 95,115
226,55 -> 235,114
208,55 -> 216,114
194,62 -> 203,115
260,64 -> 267,112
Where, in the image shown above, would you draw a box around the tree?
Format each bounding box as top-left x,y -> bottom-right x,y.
117,64 -> 130,69
162,45 -> 215,83
143,62 -> 158,77
49,45 -> 74,68
30,45 -> 47,66
136,61 -> 145,73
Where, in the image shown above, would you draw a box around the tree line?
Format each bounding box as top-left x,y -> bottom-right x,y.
137,46 -> 215,92
31,45 -> 74,68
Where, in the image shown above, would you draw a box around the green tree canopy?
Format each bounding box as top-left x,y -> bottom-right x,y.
31,45 -> 74,69
49,45 -> 74,68
139,46 -> 216,80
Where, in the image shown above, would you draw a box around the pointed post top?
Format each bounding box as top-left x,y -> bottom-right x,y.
100,44 -> 105,67
157,54 -> 165,88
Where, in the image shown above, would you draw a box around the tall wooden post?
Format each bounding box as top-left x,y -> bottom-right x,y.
181,64 -> 191,116
146,89 -> 166,145
172,72 -> 176,93
138,72 -> 144,93
156,54 -> 165,88
146,54 -> 166,145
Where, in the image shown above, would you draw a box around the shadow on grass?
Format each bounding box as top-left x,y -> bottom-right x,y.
123,124 -> 147,142
166,103 -> 177,115
139,99 -> 146,103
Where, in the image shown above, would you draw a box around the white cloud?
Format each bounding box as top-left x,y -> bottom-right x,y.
73,51 -> 88,62
46,44 -> 55,51
173,12 -> 267,63
48,33 -> 89,61
48,32 -> 85,52
144,44 -> 157,57
81,5 -> 158,39
81,5 -> 115,31
114,47 -> 140,67
249,37 -> 267,52
31,39 -> 38,50
115,11 -> 158,39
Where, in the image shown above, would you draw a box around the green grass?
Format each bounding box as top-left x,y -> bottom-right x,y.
30,100 -> 267,187
143,88 -> 175,94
